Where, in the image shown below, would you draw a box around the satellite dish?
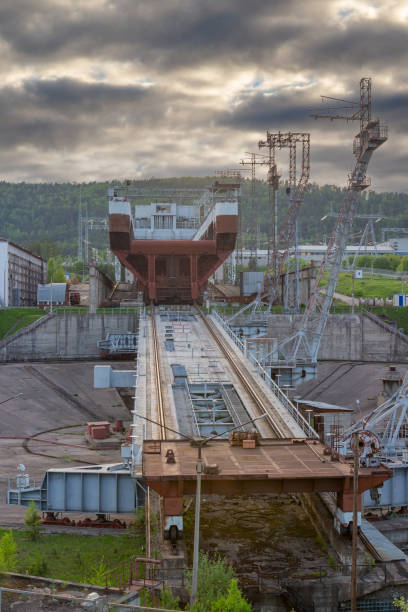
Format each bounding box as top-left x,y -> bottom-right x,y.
18,464 -> 25,473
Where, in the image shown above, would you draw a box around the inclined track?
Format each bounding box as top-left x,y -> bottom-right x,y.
151,309 -> 167,441
196,307 -> 289,439
149,305 -> 387,564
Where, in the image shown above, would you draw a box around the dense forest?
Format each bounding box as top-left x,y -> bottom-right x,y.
0,178 -> 407,259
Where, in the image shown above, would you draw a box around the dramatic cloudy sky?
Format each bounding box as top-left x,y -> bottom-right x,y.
0,0 -> 406,189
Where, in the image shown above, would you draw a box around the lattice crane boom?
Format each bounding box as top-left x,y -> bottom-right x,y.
339,370 -> 408,459
271,78 -> 387,369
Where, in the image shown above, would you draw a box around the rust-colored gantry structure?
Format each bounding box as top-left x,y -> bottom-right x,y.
143,437 -> 391,535
108,182 -> 239,304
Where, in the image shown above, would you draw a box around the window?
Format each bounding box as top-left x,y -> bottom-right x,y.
154,215 -> 173,229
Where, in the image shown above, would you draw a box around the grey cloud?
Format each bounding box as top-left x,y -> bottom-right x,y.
0,75 -> 220,161
0,0 -> 303,70
0,78 -> 164,150
0,0 -> 405,189
23,78 -> 150,115
216,90 -> 317,132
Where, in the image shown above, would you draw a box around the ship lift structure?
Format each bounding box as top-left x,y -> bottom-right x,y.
109,181 -> 239,305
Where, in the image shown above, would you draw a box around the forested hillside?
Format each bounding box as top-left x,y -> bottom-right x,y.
0,178 -> 407,258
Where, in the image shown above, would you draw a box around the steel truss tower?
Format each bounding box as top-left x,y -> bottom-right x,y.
264,78 -> 388,385
228,132 -> 310,322
239,153 -> 270,259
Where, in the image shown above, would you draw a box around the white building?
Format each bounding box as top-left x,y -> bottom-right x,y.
0,239 -> 47,307
213,242 -> 396,282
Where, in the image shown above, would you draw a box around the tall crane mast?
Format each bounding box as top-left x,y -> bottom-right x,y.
239,152 -> 270,257
228,132 -> 310,322
264,78 -> 388,385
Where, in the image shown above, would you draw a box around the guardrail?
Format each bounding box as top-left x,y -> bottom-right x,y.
0,586 -> 180,611
341,266 -> 408,280
53,307 -> 146,316
211,310 -> 318,438
362,309 -> 408,344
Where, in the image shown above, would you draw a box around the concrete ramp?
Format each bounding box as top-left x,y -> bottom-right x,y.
360,519 -> 408,562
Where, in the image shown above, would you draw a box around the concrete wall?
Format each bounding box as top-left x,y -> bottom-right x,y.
267,313 -> 408,361
89,265 -> 114,313
0,313 -> 138,361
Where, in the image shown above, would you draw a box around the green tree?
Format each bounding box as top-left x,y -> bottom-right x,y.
0,530 -> 17,571
96,263 -> 116,282
25,239 -> 60,260
210,579 -> 252,611
24,501 -> 42,541
47,258 -> 55,282
394,596 -> 408,610
355,254 -> 374,268
397,256 -> 408,272
72,260 -> 85,279
53,266 -> 66,282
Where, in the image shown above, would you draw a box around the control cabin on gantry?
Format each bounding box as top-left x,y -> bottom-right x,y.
108,182 -> 239,304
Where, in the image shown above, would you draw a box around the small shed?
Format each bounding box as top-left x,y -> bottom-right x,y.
37,283 -> 69,306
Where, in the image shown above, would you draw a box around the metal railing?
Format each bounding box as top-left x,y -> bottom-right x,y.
53,307 -> 146,316
211,310 -> 318,438
0,586 -> 179,611
363,309 -> 408,344
341,266 -> 408,280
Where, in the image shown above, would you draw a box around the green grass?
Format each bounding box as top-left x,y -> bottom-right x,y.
368,306 -> 408,334
324,304 -> 408,334
335,273 -> 403,299
0,529 -> 144,585
0,308 -> 45,339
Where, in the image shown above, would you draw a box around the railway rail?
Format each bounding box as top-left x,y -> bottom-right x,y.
195,306 -> 290,439
151,308 -> 167,442
146,308 -> 169,556
195,307 -> 389,561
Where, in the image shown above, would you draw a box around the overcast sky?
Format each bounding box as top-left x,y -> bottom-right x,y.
0,0 -> 406,190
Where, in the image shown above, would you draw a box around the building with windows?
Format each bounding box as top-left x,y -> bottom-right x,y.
0,239 -> 47,307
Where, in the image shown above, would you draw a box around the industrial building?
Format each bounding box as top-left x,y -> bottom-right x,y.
0,239 -> 47,307
215,242 -> 396,279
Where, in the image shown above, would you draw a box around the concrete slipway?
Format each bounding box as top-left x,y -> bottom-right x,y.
0,360 -> 134,526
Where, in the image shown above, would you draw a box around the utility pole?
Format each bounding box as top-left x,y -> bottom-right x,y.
84,202 -> 89,266
78,185 -> 83,262
240,153 -> 269,261
351,432 -> 359,611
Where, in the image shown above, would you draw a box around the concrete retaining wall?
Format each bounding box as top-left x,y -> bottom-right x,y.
267,313 -> 408,361
0,313 -> 138,361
